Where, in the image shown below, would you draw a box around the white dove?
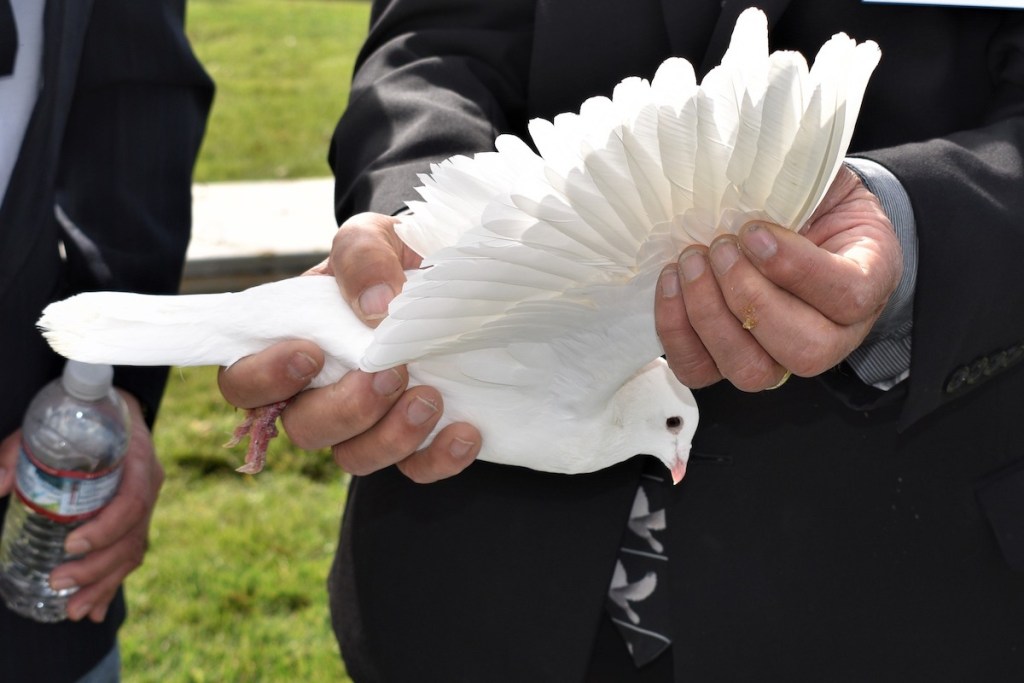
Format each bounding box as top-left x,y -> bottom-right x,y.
37,9 -> 879,480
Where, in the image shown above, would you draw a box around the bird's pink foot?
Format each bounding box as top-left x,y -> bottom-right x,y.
225,401 -> 289,474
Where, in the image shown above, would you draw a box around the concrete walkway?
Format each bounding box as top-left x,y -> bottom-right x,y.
182,177 -> 337,293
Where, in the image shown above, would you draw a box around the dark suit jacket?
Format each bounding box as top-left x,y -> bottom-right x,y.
329,1 -> 1024,681
0,1 -> 210,680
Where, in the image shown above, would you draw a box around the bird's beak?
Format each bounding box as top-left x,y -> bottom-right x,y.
669,458 -> 686,485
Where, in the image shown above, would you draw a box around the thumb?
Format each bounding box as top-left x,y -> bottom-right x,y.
328,212 -> 416,328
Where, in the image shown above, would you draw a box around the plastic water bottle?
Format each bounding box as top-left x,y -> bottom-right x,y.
0,360 -> 130,622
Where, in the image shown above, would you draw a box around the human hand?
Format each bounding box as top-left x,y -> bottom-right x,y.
655,165 -> 903,391
0,392 -> 165,623
217,212 -> 481,483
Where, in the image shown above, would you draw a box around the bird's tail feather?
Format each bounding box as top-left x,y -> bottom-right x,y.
38,290 -> 252,368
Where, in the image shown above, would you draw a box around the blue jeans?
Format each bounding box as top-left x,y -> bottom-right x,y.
76,644 -> 120,683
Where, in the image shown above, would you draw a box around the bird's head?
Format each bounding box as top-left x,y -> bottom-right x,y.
613,358 -> 699,484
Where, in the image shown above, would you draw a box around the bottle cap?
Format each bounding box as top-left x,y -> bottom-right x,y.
61,360 -> 115,401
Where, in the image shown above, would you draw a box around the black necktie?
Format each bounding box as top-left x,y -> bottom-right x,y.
606,459 -> 673,666
1,0 -> 17,76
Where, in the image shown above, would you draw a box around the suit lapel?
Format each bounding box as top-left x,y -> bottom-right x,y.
39,0 -> 96,121
0,0 -> 94,288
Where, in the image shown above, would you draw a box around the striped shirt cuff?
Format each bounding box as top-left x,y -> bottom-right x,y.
842,157 -> 918,390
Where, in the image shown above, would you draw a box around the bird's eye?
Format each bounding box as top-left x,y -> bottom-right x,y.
666,416 -> 682,430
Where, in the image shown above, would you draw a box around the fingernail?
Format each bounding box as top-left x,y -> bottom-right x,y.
659,267 -> 680,298
69,603 -> 92,621
372,368 -> 403,396
710,239 -> 740,275
678,249 -> 706,283
50,577 -> 77,592
406,396 -> 438,426
65,537 -> 91,555
741,223 -> 777,260
450,437 -> 475,459
91,604 -> 108,623
287,351 -> 319,381
358,283 -> 394,321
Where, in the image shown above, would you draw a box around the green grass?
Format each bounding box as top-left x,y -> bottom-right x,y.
120,1 -> 371,678
187,0 -> 371,182
121,367 -> 350,682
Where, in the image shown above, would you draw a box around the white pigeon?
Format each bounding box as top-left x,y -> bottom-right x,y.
37,9 -> 880,480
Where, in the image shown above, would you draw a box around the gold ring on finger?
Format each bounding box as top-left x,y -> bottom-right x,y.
767,369 -> 792,390
742,304 -> 757,330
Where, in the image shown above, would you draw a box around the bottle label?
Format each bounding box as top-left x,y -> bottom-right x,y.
13,444 -> 123,523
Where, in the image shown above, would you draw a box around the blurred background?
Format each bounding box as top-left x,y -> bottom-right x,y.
121,2 -> 370,680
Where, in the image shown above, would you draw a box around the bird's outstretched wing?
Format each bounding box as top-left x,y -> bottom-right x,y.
363,8 -> 880,399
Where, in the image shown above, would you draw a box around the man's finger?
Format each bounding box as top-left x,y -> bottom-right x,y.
738,222 -> 899,328
218,340 -> 325,409
654,259 -> 722,388
281,366 -> 409,450
60,538 -> 142,622
331,213 -> 417,327
682,239 -> 783,391
0,431 -> 19,497
329,385 -> 446,476
396,422 -> 482,483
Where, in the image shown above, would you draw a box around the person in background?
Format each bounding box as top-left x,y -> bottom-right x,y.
221,1 -> 1024,680
0,1 -> 211,681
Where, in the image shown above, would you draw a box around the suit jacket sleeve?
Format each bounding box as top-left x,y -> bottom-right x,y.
55,0 -> 212,419
856,13 -> 1024,429
330,0 -> 535,219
